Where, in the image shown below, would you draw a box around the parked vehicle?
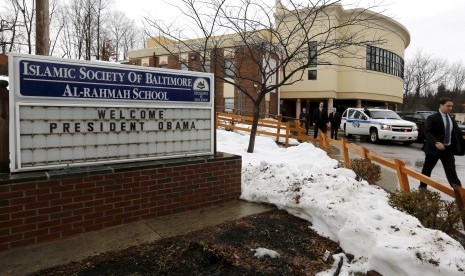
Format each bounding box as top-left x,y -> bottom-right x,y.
398,112 -> 434,143
341,108 -> 418,145
458,123 -> 465,135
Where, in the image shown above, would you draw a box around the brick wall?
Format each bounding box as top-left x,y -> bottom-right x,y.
0,153 -> 241,252
0,54 -> 7,75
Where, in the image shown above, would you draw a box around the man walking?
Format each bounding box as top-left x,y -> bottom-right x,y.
328,107 -> 341,140
419,97 -> 465,189
299,108 -> 309,135
313,101 -> 328,139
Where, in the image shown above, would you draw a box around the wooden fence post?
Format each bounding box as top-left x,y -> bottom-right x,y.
324,133 -> 331,157
230,112 -> 235,127
285,122 -> 289,148
395,159 -> 410,194
318,130 -> 324,149
361,147 -> 371,165
452,185 -> 465,229
276,117 -> 281,143
342,139 -> 350,168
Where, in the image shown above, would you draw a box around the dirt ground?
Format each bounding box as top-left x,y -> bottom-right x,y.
30,209 -> 342,276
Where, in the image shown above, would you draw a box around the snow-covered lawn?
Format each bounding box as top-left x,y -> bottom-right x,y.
217,129 -> 465,276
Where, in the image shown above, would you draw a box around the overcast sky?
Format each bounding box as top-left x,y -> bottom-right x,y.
113,0 -> 465,65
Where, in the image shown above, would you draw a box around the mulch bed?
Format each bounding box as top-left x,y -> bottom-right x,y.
30,209 -> 342,275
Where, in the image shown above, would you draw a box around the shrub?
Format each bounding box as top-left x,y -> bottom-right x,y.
348,159 -> 381,185
389,190 -> 465,236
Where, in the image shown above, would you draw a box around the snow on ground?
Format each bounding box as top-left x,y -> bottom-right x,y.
217,129 -> 465,276
251,247 -> 281,259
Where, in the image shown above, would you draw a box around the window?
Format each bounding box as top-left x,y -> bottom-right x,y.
202,60 -> 210,73
366,45 -> 404,78
308,41 -> 317,67
348,109 -> 357,119
351,110 -> 362,119
308,70 -> 317,80
224,98 -> 234,112
370,110 -> 401,120
180,63 -> 189,71
224,58 -> 234,77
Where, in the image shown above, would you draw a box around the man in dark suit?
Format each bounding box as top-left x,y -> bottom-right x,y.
419,97 -> 465,189
299,108 -> 309,135
313,101 -> 329,139
328,107 -> 341,140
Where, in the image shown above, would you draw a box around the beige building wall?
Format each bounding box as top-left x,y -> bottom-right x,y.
127,2 -> 410,116
278,4 -> 410,106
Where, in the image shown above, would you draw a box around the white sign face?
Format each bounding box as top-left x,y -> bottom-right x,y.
9,53 -> 214,172
17,105 -> 211,169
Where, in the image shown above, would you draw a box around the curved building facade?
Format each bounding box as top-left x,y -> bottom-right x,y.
127,2 -> 410,120
276,3 -> 410,118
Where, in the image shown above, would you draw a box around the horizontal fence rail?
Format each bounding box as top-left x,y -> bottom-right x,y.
215,112 -> 316,147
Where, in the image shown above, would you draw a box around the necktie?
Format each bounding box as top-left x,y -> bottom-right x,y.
445,115 -> 451,145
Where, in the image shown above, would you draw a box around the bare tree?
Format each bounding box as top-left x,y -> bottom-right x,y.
0,12 -> 17,53
447,61 -> 465,92
94,0 -> 112,60
48,0 -> 64,55
121,25 -> 144,60
405,51 -> 448,98
14,0 -> 36,54
107,11 -> 140,61
144,0 -> 388,152
0,0 -> 23,53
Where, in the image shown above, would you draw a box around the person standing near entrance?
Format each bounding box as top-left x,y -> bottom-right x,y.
419,97 -> 465,190
312,101 -> 328,139
299,108 -> 309,135
328,107 -> 341,140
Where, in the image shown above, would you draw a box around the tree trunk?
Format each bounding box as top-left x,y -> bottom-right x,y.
247,103 -> 260,153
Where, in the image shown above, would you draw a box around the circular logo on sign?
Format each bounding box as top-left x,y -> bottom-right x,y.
193,78 -> 209,92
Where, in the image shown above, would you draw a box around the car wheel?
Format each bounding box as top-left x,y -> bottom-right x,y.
344,125 -> 352,138
369,129 -> 379,143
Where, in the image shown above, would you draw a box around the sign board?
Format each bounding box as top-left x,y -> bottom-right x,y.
9,54 -> 214,172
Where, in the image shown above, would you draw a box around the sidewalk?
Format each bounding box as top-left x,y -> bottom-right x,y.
0,200 -> 273,276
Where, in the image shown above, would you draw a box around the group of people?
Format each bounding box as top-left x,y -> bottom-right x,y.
299,101 -> 341,140
296,97 -> 464,190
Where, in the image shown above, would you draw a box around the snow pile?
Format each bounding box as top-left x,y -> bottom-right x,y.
251,247 -> 281,259
217,129 -> 465,276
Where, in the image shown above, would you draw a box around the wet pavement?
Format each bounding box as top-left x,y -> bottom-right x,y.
0,200 -> 273,276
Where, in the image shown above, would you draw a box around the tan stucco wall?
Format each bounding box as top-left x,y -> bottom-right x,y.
278,5 -> 409,105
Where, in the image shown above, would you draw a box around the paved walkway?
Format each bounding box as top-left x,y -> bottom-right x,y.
0,200 -> 273,276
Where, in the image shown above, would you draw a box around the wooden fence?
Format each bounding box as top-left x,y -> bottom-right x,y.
215,112 -> 314,147
215,112 -> 465,217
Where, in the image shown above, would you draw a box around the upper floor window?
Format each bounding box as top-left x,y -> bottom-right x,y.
366,46 -> 404,78
224,58 -> 235,78
202,59 -> 211,73
308,41 -> 317,67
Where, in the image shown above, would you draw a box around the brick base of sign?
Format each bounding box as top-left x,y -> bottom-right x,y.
0,153 -> 241,252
